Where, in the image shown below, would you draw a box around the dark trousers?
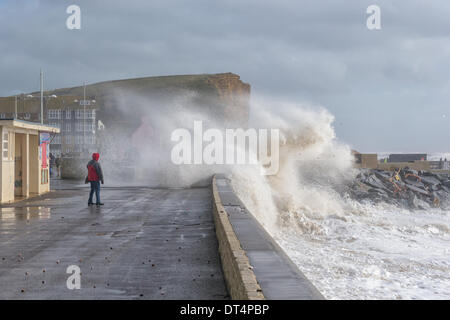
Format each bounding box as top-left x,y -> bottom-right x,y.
88,181 -> 101,204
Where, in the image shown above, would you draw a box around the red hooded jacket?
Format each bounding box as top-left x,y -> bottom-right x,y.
87,153 -> 104,182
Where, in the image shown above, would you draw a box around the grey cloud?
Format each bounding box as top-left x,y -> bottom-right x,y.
0,0 -> 449,152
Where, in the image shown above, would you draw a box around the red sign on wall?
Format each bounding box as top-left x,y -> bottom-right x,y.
41,143 -> 47,168
40,132 -> 50,169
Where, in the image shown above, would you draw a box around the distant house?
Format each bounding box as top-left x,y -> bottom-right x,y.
351,150 -> 378,169
388,154 -> 427,163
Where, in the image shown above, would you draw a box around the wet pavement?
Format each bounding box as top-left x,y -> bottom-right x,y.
0,179 -> 228,299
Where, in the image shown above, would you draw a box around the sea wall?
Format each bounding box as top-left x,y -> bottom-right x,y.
212,175 -> 264,300
212,174 -> 324,300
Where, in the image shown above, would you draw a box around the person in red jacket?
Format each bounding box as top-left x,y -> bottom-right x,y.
85,152 -> 104,206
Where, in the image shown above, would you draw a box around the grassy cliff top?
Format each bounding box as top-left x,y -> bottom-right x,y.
29,72 -> 248,98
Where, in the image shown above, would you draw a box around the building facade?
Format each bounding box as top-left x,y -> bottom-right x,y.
0,95 -> 98,157
388,154 -> 427,163
45,96 -> 97,156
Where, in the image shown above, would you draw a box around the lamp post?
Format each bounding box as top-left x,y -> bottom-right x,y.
40,68 -> 44,124
83,82 -> 86,152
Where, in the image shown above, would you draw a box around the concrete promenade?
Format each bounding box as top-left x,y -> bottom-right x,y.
0,180 -> 228,299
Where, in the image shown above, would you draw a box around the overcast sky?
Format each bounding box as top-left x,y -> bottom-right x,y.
0,0 -> 449,152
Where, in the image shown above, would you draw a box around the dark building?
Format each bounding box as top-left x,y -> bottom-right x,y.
388,154 -> 427,163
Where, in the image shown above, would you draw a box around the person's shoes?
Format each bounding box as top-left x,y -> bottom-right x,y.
88,202 -> 94,206
96,203 -> 104,206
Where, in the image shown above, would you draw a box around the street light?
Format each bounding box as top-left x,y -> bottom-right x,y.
83,82 -> 86,152
40,69 -> 43,124
14,96 -> 17,119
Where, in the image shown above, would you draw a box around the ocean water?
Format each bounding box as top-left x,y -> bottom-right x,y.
274,203 -> 450,300
231,98 -> 450,300
233,165 -> 450,299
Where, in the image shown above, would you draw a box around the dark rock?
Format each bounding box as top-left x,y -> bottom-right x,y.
349,168 -> 449,210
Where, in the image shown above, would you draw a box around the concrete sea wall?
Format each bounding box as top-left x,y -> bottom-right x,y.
212,174 -> 324,300
212,175 -> 264,299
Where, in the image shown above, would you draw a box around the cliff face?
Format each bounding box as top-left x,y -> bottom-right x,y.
206,73 -> 251,127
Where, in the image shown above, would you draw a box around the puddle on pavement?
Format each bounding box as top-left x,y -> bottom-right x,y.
0,207 -> 51,221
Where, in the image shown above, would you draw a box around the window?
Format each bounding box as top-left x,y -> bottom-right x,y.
75,121 -> 94,132
75,109 -> 84,119
52,135 -> 61,144
48,109 -> 61,119
2,130 -> 9,160
65,123 -> 71,132
65,135 -> 72,144
75,135 -> 83,145
51,146 -> 61,155
87,121 -> 95,132
86,109 -> 96,119
65,110 -> 72,119
49,122 -> 61,129
0,113 -> 6,119
75,122 -> 83,132
75,109 -> 96,119
84,135 -> 95,145
24,113 -> 31,120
